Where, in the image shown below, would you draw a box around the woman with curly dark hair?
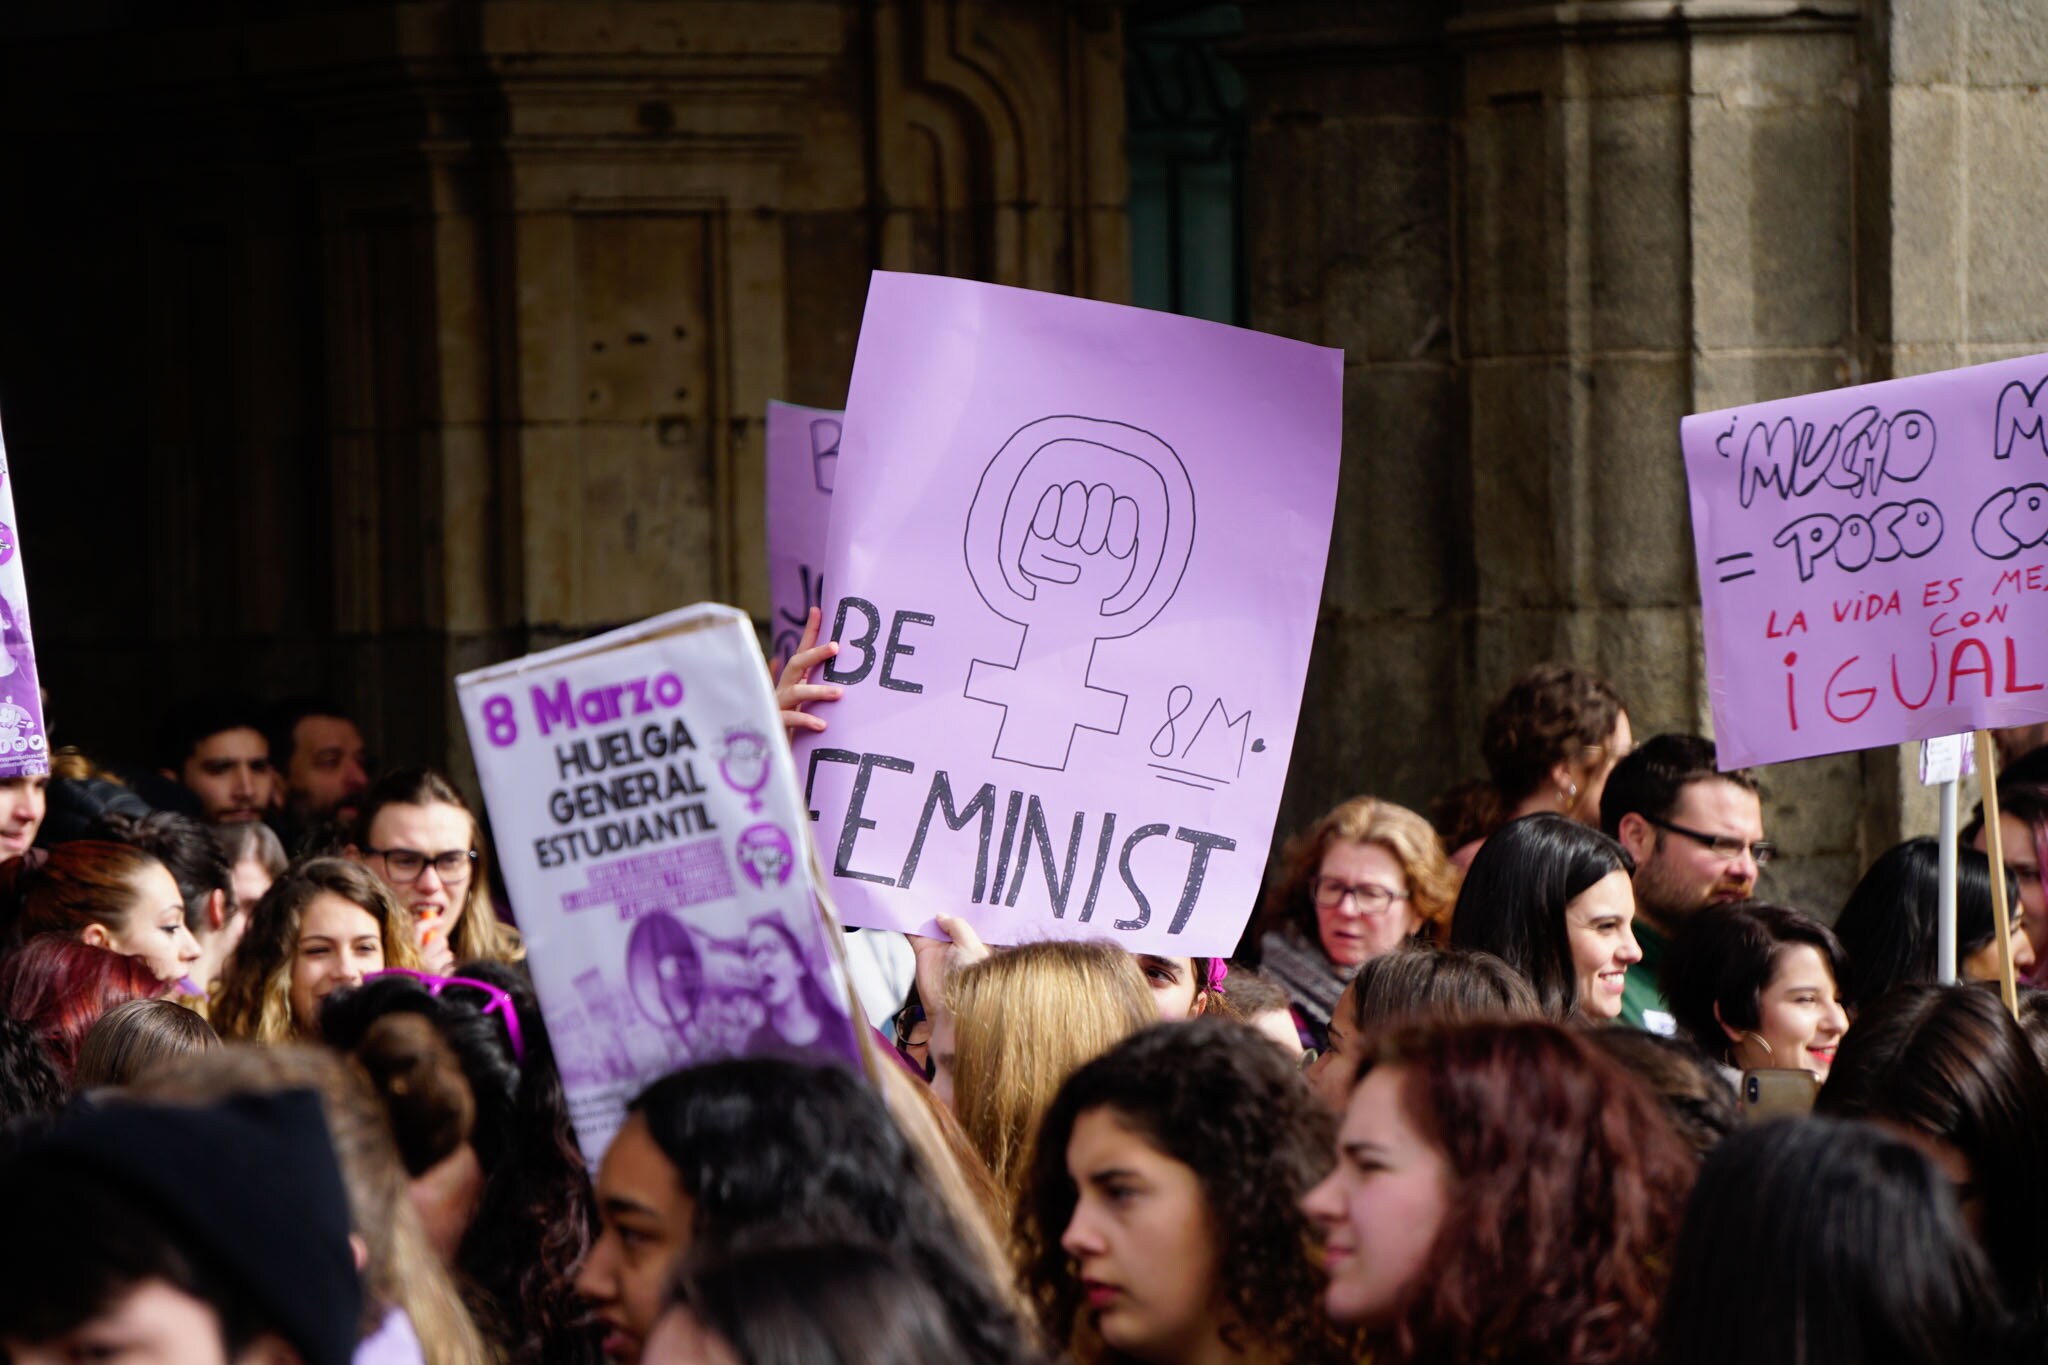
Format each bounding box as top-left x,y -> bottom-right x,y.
1434,662 -> 1631,866
1304,1020 -> 1694,1365
322,959 -> 603,1364
1018,1018 -> 1347,1365
575,1056 -> 1041,1365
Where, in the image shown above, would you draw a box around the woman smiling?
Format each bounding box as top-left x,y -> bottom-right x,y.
1661,902 -> 1849,1080
1448,814 -> 1642,1023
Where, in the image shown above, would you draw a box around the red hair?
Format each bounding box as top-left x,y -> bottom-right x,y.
1366,1022 -> 1695,1365
0,936 -> 167,1081
13,840 -> 165,941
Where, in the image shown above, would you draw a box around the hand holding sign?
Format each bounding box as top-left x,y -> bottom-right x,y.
802,272 -> 1339,955
773,605 -> 843,738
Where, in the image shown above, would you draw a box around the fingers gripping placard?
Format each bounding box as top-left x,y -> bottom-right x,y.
800,273 -> 1340,956
458,606 -> 863,1165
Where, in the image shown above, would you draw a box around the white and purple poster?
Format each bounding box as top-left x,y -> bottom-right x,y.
800,272 -> 1343,957
766,399 -> 843,665
0,416 -> 47,778
1683,353 -> 2048,769
456,604 -> 861,1164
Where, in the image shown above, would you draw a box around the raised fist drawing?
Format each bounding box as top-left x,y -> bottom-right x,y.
963,416 -> 1196,770
1019,480 -> 1142,605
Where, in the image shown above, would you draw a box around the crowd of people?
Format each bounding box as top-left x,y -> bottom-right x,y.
1,658 -> 2047,1365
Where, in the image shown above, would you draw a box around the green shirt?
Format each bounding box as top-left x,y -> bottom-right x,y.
1620,919 -> 1676,1035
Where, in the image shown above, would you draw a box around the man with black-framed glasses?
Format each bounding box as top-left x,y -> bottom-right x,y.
1600,733 -> 1770,1036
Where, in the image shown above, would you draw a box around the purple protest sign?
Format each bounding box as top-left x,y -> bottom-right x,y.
1683,354 -> 2048,769
766,400 -> 843,664
457,604 -> 863,1164
800,272 -> 1342,956
0,416 -> 48,778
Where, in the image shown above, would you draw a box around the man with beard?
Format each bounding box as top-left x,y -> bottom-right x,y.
1600,734 -> 1771,1035
265,696 -> 370,847
151,695 -> 274,825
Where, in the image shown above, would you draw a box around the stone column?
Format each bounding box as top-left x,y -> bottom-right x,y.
253,3 -> 845,775
0,0 -> 1131,788
1238,0 -> 1930,911
1232,3 -> 1465,817
1852,0 -> 2048,846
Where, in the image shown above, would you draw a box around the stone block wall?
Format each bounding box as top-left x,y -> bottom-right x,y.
5,0 -> 2047,918
0,0 -> 1124,790
1240,0 -> 2048,916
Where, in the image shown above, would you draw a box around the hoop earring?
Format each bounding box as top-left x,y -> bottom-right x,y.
1728,1030 -> 1773,1067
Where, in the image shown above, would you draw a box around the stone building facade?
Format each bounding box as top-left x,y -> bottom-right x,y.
0,0 -> 2041,908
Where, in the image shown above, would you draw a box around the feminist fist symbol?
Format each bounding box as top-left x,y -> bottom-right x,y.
962,416 -> 1196,770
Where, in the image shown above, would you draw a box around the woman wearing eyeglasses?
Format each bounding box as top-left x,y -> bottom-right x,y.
1250,797 -> 1459,1049
211,856 -> 423,1042
324,961 -> 606,1365
744,913 -> 855,1055
353,766 -> 523,971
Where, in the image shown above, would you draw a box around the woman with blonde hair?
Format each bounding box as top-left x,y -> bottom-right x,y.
938,940 -> 1156,1213
211,857 -> 423,1042
353,767 -> 523,969
1252,797 -> 1460,1050
137,1041 -> 494,1363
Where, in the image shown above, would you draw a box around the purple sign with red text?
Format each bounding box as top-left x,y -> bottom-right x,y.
0,415 -> 48,779
800,272 -> 1342,956
457,605 -> 861,1165
1683,354 -> 2048,769
766,400 -> 843,665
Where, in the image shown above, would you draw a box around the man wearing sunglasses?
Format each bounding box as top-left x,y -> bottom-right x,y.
1600,734 -> 1771,1036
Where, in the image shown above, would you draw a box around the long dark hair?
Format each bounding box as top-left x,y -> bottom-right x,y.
1817,984 -> 2048,1318
1017,1019 -> 1347,1364
1658,1117 -> 2011,1365
1361,1022 -> 1695,1365
1448,814 -> 1634,1019
630,1058 -> 1042,1365
321,962 -> 599,1364
1833,839 -> 2015,1010
673,1240 -> 1002,1365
